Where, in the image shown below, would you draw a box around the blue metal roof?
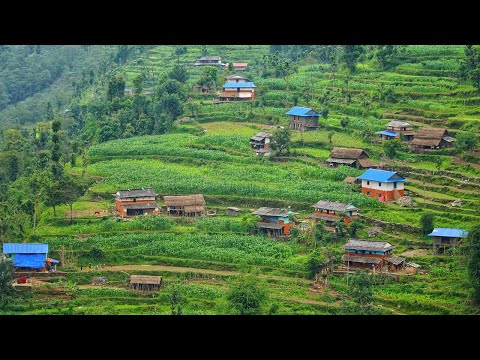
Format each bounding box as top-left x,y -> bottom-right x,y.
376,130 -> 398,137
13,254 -> 46,269
427,228 -> 468,238
285,106 -> 320,117
357,169 -> 406,183
3,243 -> 48,254
223,82 -> 256,88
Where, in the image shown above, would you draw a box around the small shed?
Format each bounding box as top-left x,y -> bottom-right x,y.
163,194 -> 206,217
227,207 -> 241,216
327,147 -> 377,169
2,243 -> 49,270
410,128 -> 453,149
344,176 -> 360,184
129,275 -> 163,291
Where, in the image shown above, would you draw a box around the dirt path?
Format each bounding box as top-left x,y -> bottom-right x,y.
77,264 -> 305,283
408,178 -> 478,195
452,156 -> 480,170
383,112 -> 448,122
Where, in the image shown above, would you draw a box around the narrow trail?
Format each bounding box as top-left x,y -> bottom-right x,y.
76,264 -> 308,283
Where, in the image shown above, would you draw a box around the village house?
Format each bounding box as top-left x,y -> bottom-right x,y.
225,75 -> 251,83
310,200 -> 359,226
217,81 -> 256,101
226,207 -> 241,216
114,188 -> 159,217
224,63 -> 249,72
250,131 -> 271,156
326,147 -> 378,169
251,207 -> 294,237
341,239 -> 406,271
124,88 -> 134,96
129,275 -> 163,291
2,243 -> 56,271
410,128 -> 454,150
194,56 -> 223,67
358,169 -> 406,201
343,176 -> 361,185
376,120 -> 415,141
193,85 -> 210,93
163,194 -> 205,217
285,106 -> 321,131
428,228 -> 469,253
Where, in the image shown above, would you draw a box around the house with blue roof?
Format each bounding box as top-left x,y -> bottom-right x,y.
285,106 -> 321,131
376,120 -> 415,141
2,243 -> 49,270
428,228 -> 468,253
358,169 -> 406,201
217,80 -> 256,102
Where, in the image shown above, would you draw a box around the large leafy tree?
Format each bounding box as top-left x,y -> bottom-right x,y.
467,226 -> 480,304
270,126 -> 292,156
227,273 -> 267,315
0,259 -> 16,308
420,212 -> 435,236
341,45 -> 364,73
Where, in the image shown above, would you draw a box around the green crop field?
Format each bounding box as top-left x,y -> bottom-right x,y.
2,45 -> 480,316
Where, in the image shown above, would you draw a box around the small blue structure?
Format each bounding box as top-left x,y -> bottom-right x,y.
2,243 -> 48,269
285,106 -> 321,131
358,169 -> 406,183
428,228 -> 469,252
375,130 -> 399,139
223,82 -> 256,89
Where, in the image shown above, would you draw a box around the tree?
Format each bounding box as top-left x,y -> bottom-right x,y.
375,45 -> 400,71
46,101 -> 54,120
169,65 -> 189,83
456,133 -> 477,152
341,45 -> 364,73
159,94 -> 183,121
228,63 -> 234,72
227,273 -> 267,315
0,259 -> 16,307
172,46 -> 187,64
349,270 -> 373,306
107,75 -> 125,101
466,226 -> 480,304
132,73 -> 145,95
270,126 -> 292,156
459,45 -> 480,92
306,250 -> 327,279
383,139 -> 403,159
327,131 -> 335,144
199,66 -> 218,90
340,118 -> 350,128
59,175 -> 90,223
170,285 -> 182,315
347,219 -> 363,237
434,157 -> 443,171
420,212 -> 435,236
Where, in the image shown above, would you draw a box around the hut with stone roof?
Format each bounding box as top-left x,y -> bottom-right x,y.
326,147 -> 378,169
341,239 -> 405,271
163,194 -> 205,217
113,188 -> 159,217
310,200 -> 359,226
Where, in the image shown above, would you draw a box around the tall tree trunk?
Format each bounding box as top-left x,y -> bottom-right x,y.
70,203 -> 73,224
53,205 -> 56,216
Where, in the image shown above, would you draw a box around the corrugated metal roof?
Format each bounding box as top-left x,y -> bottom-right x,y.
427,228 -> 468,238
386,121 -> 412,128
342,239 -> 394,251
3,243 -> 48,254
252,207 -> 288,217
285,106 -> 320,117
312,200 -> 358,212
223,82 -> 256,88
376,130 -> 399,137
358,169 -> 406,183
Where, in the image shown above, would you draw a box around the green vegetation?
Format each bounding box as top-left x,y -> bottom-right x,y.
1,45 -> 480,315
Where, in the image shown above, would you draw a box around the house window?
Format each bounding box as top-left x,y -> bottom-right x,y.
378,193 -> 382,198
367,181 -> 370,185
394,182 -> 397,189
366,192 -> 370,196
378,182 -> 382,187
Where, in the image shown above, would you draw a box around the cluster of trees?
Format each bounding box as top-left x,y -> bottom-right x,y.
75,65 -> 189,143
0,120 -> 90,241
459,45 -> 480,92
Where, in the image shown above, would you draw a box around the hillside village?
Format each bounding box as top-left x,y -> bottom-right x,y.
1,45 -> 480,315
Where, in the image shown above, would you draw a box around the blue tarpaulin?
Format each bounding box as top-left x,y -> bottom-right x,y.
376,130 -> 398,137
13,254 -> 46,269
3,243 -> 48,254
